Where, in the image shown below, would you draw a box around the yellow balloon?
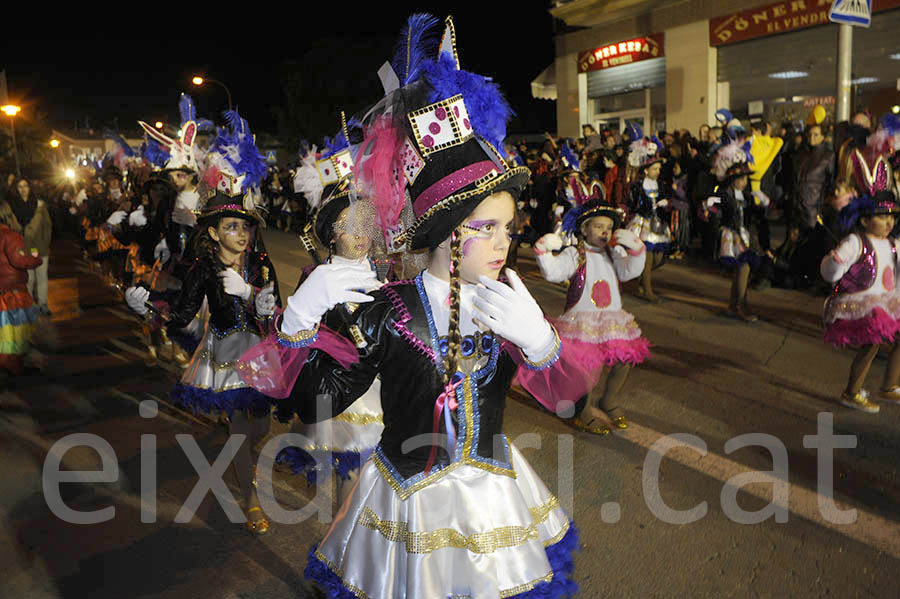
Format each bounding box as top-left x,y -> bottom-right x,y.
806,105 -> 826,126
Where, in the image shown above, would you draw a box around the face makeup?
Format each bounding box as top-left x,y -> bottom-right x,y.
456,191 -> 515,283
210,217 -> 252,260
581,215 -> 615,249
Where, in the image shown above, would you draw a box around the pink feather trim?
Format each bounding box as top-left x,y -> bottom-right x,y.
823,307 -> 900,348
355,116 -> 407,233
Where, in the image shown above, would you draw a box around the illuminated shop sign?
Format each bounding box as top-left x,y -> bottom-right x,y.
709,0 -> 900,46
577,33 -> 664,74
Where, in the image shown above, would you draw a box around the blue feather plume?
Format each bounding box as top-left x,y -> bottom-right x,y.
179,93 -> 214,131
141,139 -> 170,168
212,109 -> 268,192
625,121 -> 643,141
322,117 -> 363,158
559,142 -> 580,171
562,205 -> 582,236
391,13 -> 442,86
423,52 -> 514,158
103,129 -> 136,157
179,93 -> 197,124
879,113 -> 900,136
838,195 -> 875,233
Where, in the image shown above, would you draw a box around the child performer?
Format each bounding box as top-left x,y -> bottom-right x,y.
626,131 -> 671,302
250,15 -> 586,598
534,198 -> 649,434
710,140 -> 763,322
126,110 -> 281,534
274,129 -> 387,503
820,190 -> 900,413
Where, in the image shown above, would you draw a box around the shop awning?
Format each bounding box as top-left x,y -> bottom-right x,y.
531,63 -> 557,101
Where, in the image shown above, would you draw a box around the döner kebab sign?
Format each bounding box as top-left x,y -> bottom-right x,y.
577,34 -> 664,74
710,0 -> 900,46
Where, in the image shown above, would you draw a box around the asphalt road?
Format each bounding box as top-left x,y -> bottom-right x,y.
2,228 -> 899,599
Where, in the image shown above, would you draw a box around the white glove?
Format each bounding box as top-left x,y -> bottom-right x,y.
255,282 -> 277,317
553,204 -> 565,216
655,199 -> 669,208
752,190 -> 771,208
128,206 -> 148,227
613,245 -> 628,258
218,268 -> 252,300
706,197 -> 722,209
125,286 -> 150,316
613,229 -> 643,251
68,206 -> 77,215
831,237 -> 859,264
473,269 -> 554,357
106,210 -> 127,226
154,238 -> 170,264
536,233 -> 564,253
281,264 -> 380,335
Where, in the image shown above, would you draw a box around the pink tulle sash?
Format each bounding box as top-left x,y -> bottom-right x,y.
236,322 -> 359,399
505,340 -> 602,414
823,307 -> 900,348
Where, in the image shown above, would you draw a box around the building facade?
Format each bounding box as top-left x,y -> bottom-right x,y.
547,0 -> 900,137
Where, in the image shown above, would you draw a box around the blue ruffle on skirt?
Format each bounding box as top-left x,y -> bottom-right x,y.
171,383 -> 272,418
277,446 -> 372,484
304,522 -> 580,599
720,250 -> 760,270
644,241 -> 671,253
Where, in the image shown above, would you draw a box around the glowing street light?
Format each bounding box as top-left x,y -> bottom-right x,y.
65,169 -> 75,180
191,75 -> 233,110
50,139 -> 60,148
1,104 -> 22,177
155,121 -> 164,129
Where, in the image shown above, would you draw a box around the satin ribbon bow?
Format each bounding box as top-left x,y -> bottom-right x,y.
425,378 -> 462,475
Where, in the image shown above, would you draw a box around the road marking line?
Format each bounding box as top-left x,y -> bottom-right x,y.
622,422 -> 900,560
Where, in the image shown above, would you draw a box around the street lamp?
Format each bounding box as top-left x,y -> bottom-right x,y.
1,104 -> 22,178
191,75 -> 233,111
49,139 -> 60,148
154,121 -> 164,129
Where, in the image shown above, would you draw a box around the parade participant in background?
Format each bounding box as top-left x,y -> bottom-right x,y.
126,110 -> 280,534
0,200 -> 43,376
626,126 -> 671,302
138,94 -> 211,279
534,197 -> 649,434
710,139 -> 763,322
821,190 -> 900,413
253,15 -> 583,598
272,118 -> 387,503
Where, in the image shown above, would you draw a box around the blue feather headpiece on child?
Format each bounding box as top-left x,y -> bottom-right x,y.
204,108 -> 267,199
559,142 -> 580,172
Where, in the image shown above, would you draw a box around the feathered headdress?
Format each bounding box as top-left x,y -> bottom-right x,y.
203,109 -> 268,202
559,141 -> 580,172
837,190 -> 900,233
293,144 -> 324,211
713,139 -> 754,182
179,93 -> 215,132
391,13 -> 442,87
140,138 -> 170,170
627,137 -> 662,169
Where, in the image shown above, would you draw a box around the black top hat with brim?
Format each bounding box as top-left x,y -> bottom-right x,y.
576,198 -> 622,232
402,93 -> 530,250
199,192 -> 263,227
724,161 -> 754,184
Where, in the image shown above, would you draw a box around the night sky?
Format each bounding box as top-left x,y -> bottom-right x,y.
1,4 -> 559,147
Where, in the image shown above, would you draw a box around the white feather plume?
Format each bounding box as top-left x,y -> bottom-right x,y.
713,140 -> 749,182
293,145 -> 324,211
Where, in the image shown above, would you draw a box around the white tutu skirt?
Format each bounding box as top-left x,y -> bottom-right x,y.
276,379 -> 385,482
305,444 -> 578,599
172,329 -> 273,416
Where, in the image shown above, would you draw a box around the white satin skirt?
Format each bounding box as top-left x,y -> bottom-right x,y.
310,443 -> 572,598
294,378 -> 384,453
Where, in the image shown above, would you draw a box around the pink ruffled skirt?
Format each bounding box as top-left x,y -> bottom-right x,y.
551,308 -> 650,371
823,292 -> 900,348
